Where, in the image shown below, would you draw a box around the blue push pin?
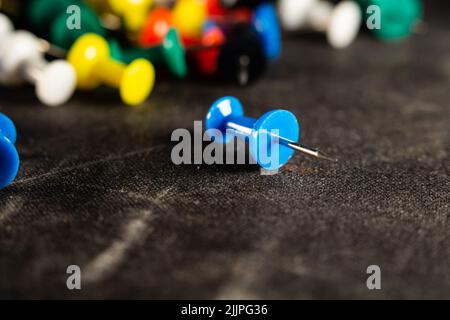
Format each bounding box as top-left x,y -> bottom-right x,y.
0,113 -> 19,189
206,96 -> 335,171
253,3 -> 282,60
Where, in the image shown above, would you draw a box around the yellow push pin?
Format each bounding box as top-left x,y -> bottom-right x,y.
172,0 -> 207,39
67,33 -> 155,106
108,0 -> 154,32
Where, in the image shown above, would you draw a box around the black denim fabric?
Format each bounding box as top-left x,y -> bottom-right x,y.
0,1 -> 449,299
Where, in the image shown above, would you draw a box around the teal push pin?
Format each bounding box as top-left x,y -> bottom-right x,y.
112,28 -> 187,79
0,113 -> 19,189
357,0 -> 423,40
205,96 -> 335,170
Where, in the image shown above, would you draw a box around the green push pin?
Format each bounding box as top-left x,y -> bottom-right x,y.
27,0 -> 106,49
27,0 -> 73,36
111,28 -> 187,79
357,0 -> 423,40
51,7 -> 106,49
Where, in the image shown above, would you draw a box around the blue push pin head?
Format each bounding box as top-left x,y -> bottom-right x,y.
206,96 -> 244,144
253,3 -> 282,60
0,113 -> 19,189
206,96 -> 335,170
251,108 -> 299,170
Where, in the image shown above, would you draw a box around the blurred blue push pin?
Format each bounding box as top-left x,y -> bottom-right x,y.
253,2 -> 282,60
0,113 -> 19,189
206,96 -> 335,171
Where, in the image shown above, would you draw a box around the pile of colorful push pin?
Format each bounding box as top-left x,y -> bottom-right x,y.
0,0 -> 424,189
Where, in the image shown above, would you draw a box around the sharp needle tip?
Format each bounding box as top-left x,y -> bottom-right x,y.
318,153 -> 339,162
287,143 -> 338,162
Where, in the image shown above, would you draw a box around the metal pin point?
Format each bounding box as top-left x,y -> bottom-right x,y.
286,143 -> 338,162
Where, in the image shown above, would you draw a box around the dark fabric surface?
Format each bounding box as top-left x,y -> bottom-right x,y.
0,1 -> 449,299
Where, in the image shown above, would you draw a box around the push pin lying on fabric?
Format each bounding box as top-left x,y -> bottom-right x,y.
112,28 -> 187,79
0,32 -> 77,107
1,13 -> 155,106
0,113 -> 19,190
0,13 -> 76,107
67,33 -> 155,106
205,96 -> 336,171
0,12 -> 67,59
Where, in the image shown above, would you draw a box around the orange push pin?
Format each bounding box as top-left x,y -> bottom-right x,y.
139,6 -> 174,47
67,33 -> 155,106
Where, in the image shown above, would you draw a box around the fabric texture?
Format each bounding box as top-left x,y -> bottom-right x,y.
0,0 -> 449,299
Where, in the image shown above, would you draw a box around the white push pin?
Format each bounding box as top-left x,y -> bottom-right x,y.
0,13 -> 67,59
0,12 -> 13,41
279,0 -> 362,49
0,30 -> 76,107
